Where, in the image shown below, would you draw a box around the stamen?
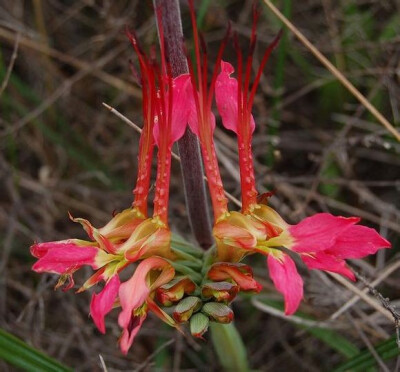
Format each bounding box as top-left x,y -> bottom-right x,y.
248,30 -> 282,112
207,24 -> 231,111
127,30 -> 156,217
187,0 -> 229,221
189,0 -> 203,99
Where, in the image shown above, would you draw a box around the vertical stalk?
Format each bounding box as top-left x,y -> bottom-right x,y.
153,0 -> 213,249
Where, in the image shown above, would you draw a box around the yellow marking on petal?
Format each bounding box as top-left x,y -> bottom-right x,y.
134,303 -> 148,317
95,250 -> 118,267
151,215 -> 167,228
216,210 -> 231,223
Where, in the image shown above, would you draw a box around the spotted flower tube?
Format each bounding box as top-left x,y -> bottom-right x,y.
212,7 -> 391,315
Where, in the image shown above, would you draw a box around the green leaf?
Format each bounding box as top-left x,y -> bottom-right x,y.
210,322 -> 249,372
333,336 -> 400,371
379,14 -> 400,41
196,0 -> 212,29
0,328 -> 72,371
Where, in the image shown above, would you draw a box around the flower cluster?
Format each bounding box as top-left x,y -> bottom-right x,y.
30,3 -> 391,354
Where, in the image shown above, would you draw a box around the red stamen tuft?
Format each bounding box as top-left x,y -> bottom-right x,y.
248,30 -> 282,111
207,24 -> 231,110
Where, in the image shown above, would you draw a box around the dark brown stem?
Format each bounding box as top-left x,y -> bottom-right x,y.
153,0 -> 213,249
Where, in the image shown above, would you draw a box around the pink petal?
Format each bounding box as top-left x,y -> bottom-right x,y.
289,213 -> 360,253
330,225 -> 391,259
153,74 -> 191,146
90,275 -> 120,334
301,252 -> 355,281
118,257 -> 174,332
31,241 -> 99,274
119,313 -> 146,355
170,74 -> 192,143
30,240 -> 72,258
187,105 -> 216,138
215,61 -> 255,134
267,254 -> 303,315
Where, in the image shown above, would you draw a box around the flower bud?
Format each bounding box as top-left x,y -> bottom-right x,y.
208,262 -> 262,293
201,282 -> 239,303
156,276 -> 196,306
202,302 -> 233,323
190,313 -> 209,339
173,296 -> 202,323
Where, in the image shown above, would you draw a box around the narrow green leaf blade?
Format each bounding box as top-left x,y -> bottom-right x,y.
0,328 -> 72,372
333,336 -> 400,371
210,322 -> 249,372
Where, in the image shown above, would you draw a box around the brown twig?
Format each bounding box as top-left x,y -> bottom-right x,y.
331,260 -> 400,320
354,271 -> 400,348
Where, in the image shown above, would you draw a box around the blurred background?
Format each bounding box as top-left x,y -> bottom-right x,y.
1,0 -> 399,370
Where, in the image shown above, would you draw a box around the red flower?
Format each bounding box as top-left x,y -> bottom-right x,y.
118,257 -> 176,354
215,204 -> 391,315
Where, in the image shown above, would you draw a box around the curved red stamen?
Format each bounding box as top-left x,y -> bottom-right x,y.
127,31 -> 156,217
187,0 -> 229,221
248,30 -> 282,111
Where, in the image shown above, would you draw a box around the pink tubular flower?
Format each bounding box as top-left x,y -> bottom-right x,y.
118,257 -> 176,354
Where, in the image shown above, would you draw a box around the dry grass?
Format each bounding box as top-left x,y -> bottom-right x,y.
1,0 -> 399,370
